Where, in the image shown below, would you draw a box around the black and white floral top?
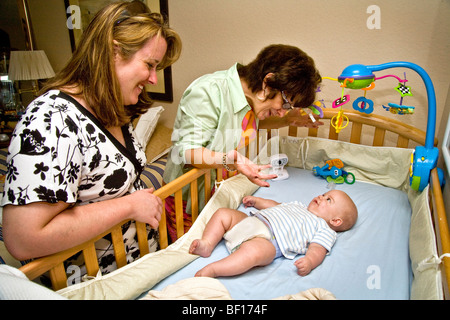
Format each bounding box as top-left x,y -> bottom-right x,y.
1,90 -> 158,284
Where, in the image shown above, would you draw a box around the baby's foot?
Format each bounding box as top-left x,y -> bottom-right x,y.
195,265 -> 216,278
189,239 -> 213,257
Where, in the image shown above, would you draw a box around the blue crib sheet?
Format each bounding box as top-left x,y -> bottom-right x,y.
151,166 -> 412,300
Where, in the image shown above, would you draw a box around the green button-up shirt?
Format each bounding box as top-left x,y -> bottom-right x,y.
164,63 -> 255,210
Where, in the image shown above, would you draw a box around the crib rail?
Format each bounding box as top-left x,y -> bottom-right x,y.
430,168 -> 450,298
19,167 -> 212,290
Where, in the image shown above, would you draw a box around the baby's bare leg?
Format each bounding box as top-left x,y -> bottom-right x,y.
189,208 -> 248,257
195,237 -> 276,277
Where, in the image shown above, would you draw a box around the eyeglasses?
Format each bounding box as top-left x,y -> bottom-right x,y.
281,91 -> 294,110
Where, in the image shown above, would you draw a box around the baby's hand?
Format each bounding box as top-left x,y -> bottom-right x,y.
242,196 -> 256,208
294,257 -> 313,276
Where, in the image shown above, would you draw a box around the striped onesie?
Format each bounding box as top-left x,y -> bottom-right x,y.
256,201 -> 337,259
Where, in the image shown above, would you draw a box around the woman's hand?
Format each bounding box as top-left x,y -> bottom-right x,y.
285,108 -> 323,128
127,188 -> 162,229
259,108 -> 323,129
227,150 -> 277,187
185,148 -> 276,187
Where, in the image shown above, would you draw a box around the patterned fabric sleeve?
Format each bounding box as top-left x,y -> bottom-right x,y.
3,92 -> 84,205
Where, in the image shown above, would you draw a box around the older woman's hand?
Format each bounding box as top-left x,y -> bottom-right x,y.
285,108 -> 323,128
229,151 -> 277,188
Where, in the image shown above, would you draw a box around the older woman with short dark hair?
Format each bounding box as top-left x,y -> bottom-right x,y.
164,44 -> 322,242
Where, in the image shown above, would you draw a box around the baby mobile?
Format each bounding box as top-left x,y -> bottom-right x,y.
299,61 -> 438,193
305,69 -> 416,134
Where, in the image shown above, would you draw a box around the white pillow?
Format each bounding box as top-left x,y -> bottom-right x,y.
134,106 -> 164,147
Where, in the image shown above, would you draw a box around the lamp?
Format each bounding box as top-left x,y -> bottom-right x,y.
8,50 -> 55,96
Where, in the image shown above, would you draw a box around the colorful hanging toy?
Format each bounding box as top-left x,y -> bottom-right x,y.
318,68 -> 417,135
317,62 -> 438,193
328,77 -> 351,133
382,73 -> 415,114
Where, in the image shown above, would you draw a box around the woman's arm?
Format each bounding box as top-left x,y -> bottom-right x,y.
259,108 -> 323,129
2,188 -> 162,260
185,148 -> 277,187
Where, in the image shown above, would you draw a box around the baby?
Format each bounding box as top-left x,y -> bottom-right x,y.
189,190 -> 358,277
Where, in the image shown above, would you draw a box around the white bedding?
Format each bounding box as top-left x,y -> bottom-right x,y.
149,166 -> 412,300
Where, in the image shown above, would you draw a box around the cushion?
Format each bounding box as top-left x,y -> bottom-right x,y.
144,124 -> 173,164
134,106 -> 164,147
139,156 -> 167,190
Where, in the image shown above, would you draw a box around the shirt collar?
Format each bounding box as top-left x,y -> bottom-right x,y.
227,63 -> 252,114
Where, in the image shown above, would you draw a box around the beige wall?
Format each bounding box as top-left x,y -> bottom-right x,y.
28,0 -> 449,146
27,1 -> 449,145
161,0 -> 449,145
28,0 -> 73,73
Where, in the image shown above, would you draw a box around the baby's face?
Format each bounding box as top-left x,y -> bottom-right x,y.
307,190 -> 348,223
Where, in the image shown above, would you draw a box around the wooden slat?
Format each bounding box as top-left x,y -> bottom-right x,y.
136,221 -> 149,256
190,179 -> 199,222
373,127 -> 386,146
216,167 -> 224,182
328,127 -> 339,140
396,135 -> 410,148
204,170 -> 211,203
83,245 -> 99,277
288,126 -> 297,137
111,226 -> 127,268
158,201 -> 168,249
308,127 -> 318,137
175,189 -> 184,239
49,263 -> 67,291
350,122 -> 362,144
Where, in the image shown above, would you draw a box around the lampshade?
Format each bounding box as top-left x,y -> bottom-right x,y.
8,50 -> 55,81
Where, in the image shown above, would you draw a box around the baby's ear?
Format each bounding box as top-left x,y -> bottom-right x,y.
330,217 -> 343,227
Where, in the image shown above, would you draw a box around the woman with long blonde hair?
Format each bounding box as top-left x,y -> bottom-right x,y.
2,1 -> 181,283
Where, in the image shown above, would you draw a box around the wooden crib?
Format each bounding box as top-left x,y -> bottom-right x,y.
18,109 -> 449,297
